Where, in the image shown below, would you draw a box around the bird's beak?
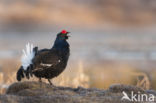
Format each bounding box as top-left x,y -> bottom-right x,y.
65,32 -> 70,39
67,32 -> 71,37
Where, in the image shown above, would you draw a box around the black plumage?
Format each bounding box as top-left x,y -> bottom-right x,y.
17,30 -> 70,85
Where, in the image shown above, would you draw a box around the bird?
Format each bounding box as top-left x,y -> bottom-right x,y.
16,30 -> 70,85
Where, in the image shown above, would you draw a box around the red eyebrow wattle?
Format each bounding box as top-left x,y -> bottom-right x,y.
61,30 -> 67,34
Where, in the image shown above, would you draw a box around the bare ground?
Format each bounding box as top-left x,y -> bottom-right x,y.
0,81 -> 156,103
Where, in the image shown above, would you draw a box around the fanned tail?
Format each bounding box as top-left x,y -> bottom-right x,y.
21,43 -> 35,70
16,43 -> 38,81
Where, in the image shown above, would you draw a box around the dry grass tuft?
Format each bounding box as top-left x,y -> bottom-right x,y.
0,59 -> 155,94
54,60 -> 90,88
72,61 -> 90,88
0,60 -> 90,94
135,73 -> 151,90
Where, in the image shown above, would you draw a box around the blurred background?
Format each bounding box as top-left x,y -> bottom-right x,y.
0,0 -> 156,93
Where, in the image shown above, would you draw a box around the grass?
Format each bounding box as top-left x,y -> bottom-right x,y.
0,58 -> 155,94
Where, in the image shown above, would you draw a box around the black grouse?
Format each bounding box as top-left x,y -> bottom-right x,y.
17,30 -> 70,85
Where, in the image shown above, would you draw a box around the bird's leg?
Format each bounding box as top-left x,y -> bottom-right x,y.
48,79 -> 54,86
39,77 -> 42,83
39,78 -> 42,87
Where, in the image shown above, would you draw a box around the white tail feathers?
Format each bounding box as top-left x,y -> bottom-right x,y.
21,43 -> 35,70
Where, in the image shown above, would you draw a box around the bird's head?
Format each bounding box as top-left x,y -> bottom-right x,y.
57,30 -> 70,40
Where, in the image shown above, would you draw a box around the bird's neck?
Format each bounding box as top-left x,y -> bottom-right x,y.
52,37 -> 70,62
52,37 -> 69,50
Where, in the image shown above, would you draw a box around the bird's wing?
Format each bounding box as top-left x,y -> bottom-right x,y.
32,49 -> 61,70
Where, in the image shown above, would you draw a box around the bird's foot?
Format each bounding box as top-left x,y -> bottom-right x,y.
48,79 -> 55,87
